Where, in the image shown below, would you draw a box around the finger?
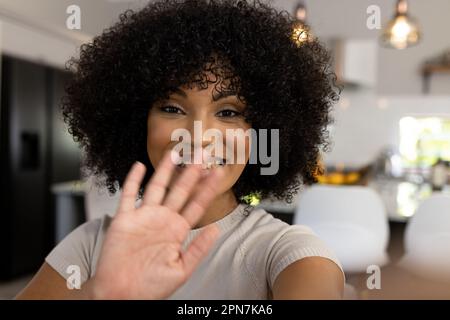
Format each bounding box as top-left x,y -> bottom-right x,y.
143,150 -> 179,206
180,168 -> 224,228
182,224 -> 220,278
163,163 -> 202,212
118,162 -> 146,213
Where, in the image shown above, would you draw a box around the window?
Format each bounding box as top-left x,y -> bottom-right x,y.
399,116 -> 450,168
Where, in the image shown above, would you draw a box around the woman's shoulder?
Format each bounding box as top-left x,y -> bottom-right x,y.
239,205 -> 317,239
237,206 -> 344,289
45,214 -> 113,283
65,214 -> 113,248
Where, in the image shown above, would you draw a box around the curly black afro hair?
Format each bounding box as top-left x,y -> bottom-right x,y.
62,0 -> 340,204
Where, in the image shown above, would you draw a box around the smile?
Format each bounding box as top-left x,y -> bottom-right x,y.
176,157 -> 227,170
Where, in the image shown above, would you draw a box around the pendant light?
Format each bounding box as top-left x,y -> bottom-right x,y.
381,0 -> 421,49
292,1 -> 312,45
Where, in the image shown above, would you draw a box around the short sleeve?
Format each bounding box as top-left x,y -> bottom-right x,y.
267,224 -> 345,289
45,218 -> 102,284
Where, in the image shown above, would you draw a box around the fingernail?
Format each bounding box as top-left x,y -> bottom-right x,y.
193,147 -> 203,165
133,161 -> 145,171
170,150 -> 181,165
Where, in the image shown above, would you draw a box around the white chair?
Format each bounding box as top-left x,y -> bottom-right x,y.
398,193 -> 450,281
84,176 -> 121,221
294,185 -> 390,274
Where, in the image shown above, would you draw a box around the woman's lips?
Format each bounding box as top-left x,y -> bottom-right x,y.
173,148 -> 227,178
175,158 -> 226,178
176,157 -> 226,169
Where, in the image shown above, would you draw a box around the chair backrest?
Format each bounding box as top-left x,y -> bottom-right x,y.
404,193 -> 450,259
84,176 -> 121,221
294,185 -> 390,273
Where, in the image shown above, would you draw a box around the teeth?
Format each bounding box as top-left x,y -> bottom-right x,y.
177,159 -> 225,169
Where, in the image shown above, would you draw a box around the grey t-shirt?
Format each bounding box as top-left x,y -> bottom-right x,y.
45,204 -> 344,299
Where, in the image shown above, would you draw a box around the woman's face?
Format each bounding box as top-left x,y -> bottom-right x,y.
147,78 -> 251,197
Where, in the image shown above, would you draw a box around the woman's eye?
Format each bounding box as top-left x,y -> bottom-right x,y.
217,109 -> 241,118
160,105 -> 184,114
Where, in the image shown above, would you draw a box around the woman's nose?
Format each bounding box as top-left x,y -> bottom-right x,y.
185,116 -> 212,136
183,117 -> 222,149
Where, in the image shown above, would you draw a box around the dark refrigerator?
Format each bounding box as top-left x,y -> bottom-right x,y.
0,55 -> 82,280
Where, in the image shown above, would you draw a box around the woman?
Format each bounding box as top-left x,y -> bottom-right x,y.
17,0 -> 344,299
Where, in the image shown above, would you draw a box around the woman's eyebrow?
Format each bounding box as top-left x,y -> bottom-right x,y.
171,87 -> 188,98
171,87 -> 239,103
212,90 -> 239,102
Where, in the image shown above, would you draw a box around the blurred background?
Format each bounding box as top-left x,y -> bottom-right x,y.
1,0 -> 450,299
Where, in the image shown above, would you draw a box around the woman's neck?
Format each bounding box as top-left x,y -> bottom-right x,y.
193,190 -> 239,229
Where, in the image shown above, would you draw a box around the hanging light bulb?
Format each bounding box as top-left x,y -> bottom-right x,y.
381,0 -> 421,49
292,1 -> 312,45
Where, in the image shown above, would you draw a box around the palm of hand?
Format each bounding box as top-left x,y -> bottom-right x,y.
91,151 -> 223,300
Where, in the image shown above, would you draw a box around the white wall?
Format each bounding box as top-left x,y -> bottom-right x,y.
2,0 -> 449,166
271,0 -> 450,166
3,0 -> 450,92
0,0 -> 126,39
273,0 -> 450,95
0,19 -> 80,69
0,0 -> 139,69
324,91 -> 450,167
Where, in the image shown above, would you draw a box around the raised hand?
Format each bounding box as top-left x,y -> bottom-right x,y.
88,150 -> 224,299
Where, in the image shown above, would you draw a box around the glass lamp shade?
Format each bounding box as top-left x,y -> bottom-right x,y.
292,20 -> 313,45
381,14 -> 421,49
